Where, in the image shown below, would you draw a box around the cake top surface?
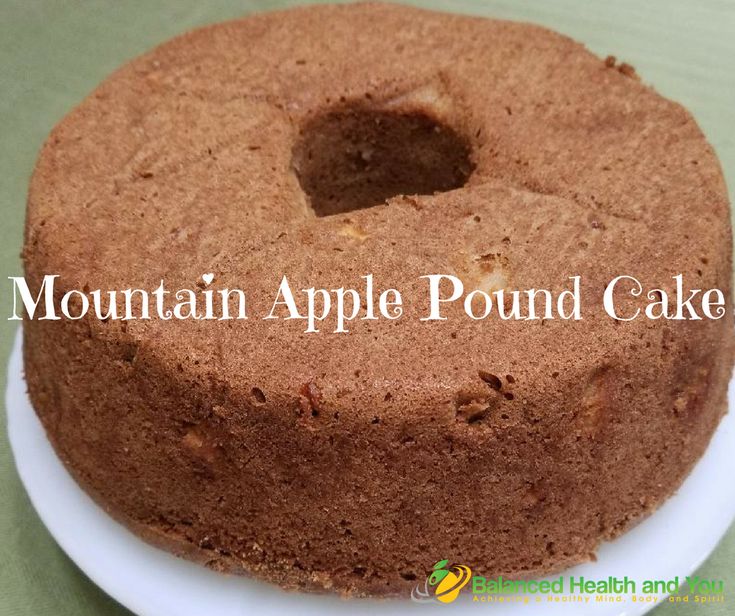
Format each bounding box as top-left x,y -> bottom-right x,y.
25,2 -> 730,419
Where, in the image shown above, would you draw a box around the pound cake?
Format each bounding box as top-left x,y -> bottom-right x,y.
22,2 -> 734,596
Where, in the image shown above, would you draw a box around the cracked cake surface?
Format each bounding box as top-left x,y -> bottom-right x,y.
22,2 -> 734,596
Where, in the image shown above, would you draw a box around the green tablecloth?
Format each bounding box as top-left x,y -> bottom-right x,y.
1,1 -> 733,614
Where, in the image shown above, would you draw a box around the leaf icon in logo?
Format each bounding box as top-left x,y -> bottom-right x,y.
428,560 -> 450,586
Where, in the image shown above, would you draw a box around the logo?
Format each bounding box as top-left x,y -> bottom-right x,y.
411,559 -> 472,604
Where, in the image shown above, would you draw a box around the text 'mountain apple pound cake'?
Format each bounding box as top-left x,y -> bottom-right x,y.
22,2 -> 734,596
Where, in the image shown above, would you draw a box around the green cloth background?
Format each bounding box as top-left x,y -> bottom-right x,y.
0,1 -> 733,614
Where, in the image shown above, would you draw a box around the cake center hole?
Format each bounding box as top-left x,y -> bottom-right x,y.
292,108 -> 474,217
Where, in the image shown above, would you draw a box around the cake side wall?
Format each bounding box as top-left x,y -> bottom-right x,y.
20,296 -> 733,596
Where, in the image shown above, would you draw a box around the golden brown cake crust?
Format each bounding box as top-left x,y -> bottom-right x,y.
22,2 -> 734,597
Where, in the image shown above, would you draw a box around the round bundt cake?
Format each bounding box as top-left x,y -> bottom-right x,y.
22,2 -> 733,596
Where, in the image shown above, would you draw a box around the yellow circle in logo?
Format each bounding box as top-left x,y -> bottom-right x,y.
434,565 -> 472,604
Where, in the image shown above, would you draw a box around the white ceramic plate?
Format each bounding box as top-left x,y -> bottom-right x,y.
6,328 -> 735,616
